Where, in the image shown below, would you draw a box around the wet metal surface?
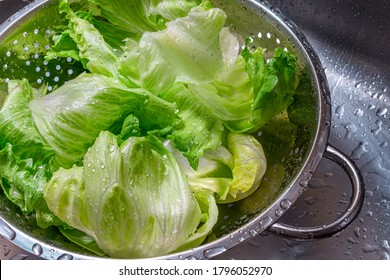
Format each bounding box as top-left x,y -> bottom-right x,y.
1,0 -> 389,260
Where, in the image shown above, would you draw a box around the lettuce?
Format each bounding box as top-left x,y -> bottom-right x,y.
0,144 -> 62,228
136,7 -> 237,93
169,133 -> 267,203
44,131 -> 217,258
0,0 -> 300,258
0,79 -> 54,162
29,73 -> 180,170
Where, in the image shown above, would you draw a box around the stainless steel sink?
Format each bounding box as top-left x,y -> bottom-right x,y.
217,0 -> 390,260
1,0 -> 389,260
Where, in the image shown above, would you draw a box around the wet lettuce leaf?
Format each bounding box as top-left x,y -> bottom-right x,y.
44,131 -> 217,258
0,0 -> 300,258
0,144 -> 61,228
160,83 -> 224,169
29,73 -> 180,170
0,79 -> 54,162
136,7 -> 239,93
169,132 -> 267,203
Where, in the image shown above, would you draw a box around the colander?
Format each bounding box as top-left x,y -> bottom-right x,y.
0,0 -> 364,260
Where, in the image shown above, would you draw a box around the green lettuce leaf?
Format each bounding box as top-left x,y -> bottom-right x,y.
88,0 -> 209,37
29,73 -> 180,169
160,83 -> 224,169
0,144 -> 61,228
225,133 -> 267,201
189,45 -> 298,133
44,131 -> 217,258
136,7 -> 239,93
0,79 -> 54,162
226,46 -> 298,132
46,1 -> 120,78
169,132 -> 267,203
187,55 -> 253,122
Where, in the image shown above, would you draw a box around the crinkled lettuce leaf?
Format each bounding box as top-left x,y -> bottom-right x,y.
136,7 -> 239,93
44,131 -> 217,258
189,45 -> 298,133
46,1 -> 120,79
29,73 -> 180,170
88,0 -> 209,37
0,144 -> 61,228
0,79 -> 54,162
169,132 -> 267,203
160,83 -> 224,169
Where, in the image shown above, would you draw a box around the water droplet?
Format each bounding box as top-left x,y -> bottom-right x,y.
100,163 -> 106,169
10,254 -> 29,260
371,119 -> 382,135
304,196 -> 319,205
203,246 -> 227,258
361,156 -> 390,179
299,180 -> 309,188
259,216 -> 273,230
280,199 -> 292,210
335,104 -> 345,118
0,219 -> 16,241
353,227 -> 361,238
108,144 -> 116,153
184,255 -> 198,260
376,107 -> 388,116
350,141 -> 369,160
32,243 -> 43,256
343,123 -> 357,139
275,209 -> 283,217
249,229 -> 258,237
354,108 -> 364,117
347,237 -> 359,244
57,253 -> 73,260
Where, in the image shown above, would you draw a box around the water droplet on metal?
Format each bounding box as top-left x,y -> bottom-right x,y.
353,227 -> 361,238
299,180 -> 309,188
304,196 -> 319,205
376,107 -> 388,116
280,199 -> 292,210
32,243 -> 43,256
354,108 -> 364,117
203,246 -> 227,258
249,229 -> 258,237
351,142 -> 369,160
10,254 -> 29,260
343,123 -> 358,139
184,255 -> 198,260
259,216 -> 273,230
57,253 -> 73,260
335,104 -> 345,118
0,219 -> 16,241
275,209 -> 283,217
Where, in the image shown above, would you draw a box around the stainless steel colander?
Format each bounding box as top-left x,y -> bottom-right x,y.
0,0 -> 364,260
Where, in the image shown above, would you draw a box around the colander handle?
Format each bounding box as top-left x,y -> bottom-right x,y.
267,144 -> 364,239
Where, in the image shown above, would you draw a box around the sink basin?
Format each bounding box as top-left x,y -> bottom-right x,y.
218,0 -> 390,260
